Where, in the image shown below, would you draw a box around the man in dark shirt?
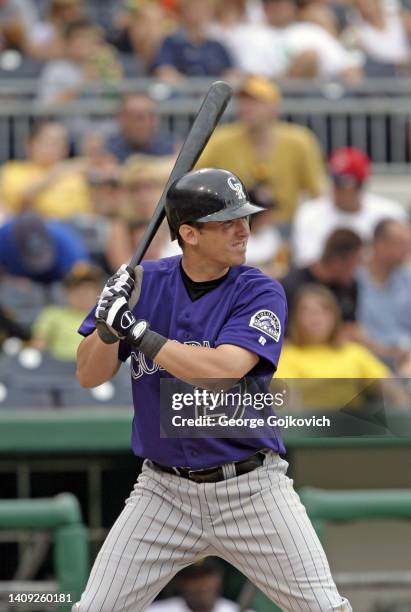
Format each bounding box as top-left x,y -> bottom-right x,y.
282,228 -> 363,323
106,93 -> 176,163
151,0 -> 234,80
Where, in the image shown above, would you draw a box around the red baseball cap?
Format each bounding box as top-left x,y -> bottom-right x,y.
328,147 -> 371,185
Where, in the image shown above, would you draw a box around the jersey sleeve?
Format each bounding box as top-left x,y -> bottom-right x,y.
215,274 -> 288,373
77,306 -> 131,362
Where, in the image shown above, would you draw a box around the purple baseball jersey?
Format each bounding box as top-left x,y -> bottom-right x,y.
79,256 -> 287,469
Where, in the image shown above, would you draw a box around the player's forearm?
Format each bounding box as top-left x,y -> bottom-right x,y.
76,330 -> 121,388
155,342 -> 247,381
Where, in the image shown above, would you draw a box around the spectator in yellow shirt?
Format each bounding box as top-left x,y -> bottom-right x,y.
274,284 -> 408,410
0,121 -> 91,219
197,76 -> 325,225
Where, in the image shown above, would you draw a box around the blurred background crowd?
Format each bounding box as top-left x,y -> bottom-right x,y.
0,2 -> 411,609
5,0 -> 411,81
0,0 -> 411,402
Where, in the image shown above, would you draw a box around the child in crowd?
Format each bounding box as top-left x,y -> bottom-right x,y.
31,264 -> 103,361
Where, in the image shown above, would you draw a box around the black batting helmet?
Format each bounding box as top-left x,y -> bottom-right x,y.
165,168 -> 264,240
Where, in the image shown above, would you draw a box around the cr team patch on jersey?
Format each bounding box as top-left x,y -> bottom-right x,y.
249,310 -> 281,342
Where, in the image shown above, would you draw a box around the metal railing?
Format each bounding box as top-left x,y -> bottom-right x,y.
0,78 -> 410,168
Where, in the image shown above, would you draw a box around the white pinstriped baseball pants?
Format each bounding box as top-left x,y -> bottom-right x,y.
73,452 -> 351,612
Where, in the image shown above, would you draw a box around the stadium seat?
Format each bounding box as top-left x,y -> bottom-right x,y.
0,385 -> 54,409
0,278 -> 47,328
0,54 -> 45,79
87,0 -> 118,31
118,53 -> 146,78
0,351 -> 78,409
60,377 -> 132,408
0,351 -> 76,386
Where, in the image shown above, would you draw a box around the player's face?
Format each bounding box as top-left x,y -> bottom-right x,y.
195,217 -> 251,266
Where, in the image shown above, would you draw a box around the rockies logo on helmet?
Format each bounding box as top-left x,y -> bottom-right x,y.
165,168 -> 265,240
227,176 -> 246,201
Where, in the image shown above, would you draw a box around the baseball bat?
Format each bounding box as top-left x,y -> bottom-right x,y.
129,80 -> 233,268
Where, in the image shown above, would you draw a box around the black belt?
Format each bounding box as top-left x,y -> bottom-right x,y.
152,451 -> 265,484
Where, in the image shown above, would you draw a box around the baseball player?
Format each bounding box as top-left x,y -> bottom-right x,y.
74,168 -> 351,612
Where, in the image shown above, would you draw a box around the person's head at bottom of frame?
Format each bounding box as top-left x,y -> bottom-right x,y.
165,168 -> 265,270
174,557 -> 227,612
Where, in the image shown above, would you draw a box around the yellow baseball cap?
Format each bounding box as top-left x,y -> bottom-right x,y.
238,76 -> 281,104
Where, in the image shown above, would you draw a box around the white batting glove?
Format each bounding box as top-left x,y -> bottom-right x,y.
99,264 -> 134,300
95,264 -> 143,343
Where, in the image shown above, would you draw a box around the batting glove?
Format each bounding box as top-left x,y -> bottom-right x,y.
95,264 -> 143,343
99,264 -> 143,307
95,295 -> 167,359
95,291 -> 138,343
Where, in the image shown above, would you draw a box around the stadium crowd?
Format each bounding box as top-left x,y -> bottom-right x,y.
3,0 -> 411,81
0,0 -> 411,393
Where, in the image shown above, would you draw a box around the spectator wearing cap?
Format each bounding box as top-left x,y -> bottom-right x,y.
0,121 -> 91,219
291,147 -> 407,267
151,0 -> 236,81
106,93 -> 176,163
281,228 -> 363,325
147,557 -> 241,612
31,264 -> 103,361
197,76 -> 325,226
0,212 -> 89,284
357,218 -> 411,371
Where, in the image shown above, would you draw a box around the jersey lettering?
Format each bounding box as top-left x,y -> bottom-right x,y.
130,340 -> 211,379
